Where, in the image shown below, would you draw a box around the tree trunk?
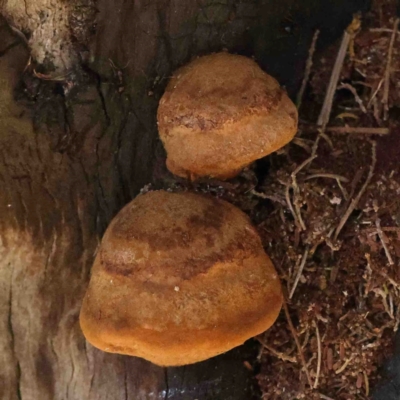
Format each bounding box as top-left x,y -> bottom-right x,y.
0,1 -> 369,399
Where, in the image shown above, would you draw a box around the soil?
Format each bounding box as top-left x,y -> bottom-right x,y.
151,0 -> 400,398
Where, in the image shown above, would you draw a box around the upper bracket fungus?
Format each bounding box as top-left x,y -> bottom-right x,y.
157,52 -> 298,180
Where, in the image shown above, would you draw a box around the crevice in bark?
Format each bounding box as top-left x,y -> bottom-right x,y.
8,264 -> 22,400
0,40 -> 21,57
43,232 -> 57,278
15,362 -> 22,400
93,73 -> 110,126
66,348 -> 75,400
157,6 -> 173,72
94,139 -> 107,219
87,72 -> 112,231
115,112 -> 131,204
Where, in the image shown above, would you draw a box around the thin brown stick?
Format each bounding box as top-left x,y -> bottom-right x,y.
367,78 -> 384,108
250,190 -> 286,206
317,30 -> 351,127
376,218 -> 394,265
305,173 -> 349,182
337,178 -> 349,201
297,29 -> 320,109
310,131 -> 322,164
370,261 -> 400,289
292,155 -> 318,177
347,168 -> 364,205
307,129 -> 333,170
334,141 -> 377,240
335,355 -> 355,374
373,96 -> 382,124
383,18 -> 399,120
249,189 -> 269,199
370,27 -> 398,33
338,83 -> 367,113
320,131 -> 334,149
309,22 -> 353,170
289,246 -> 309,299
282,297 -> 313,388
285,185 -> 300,229
294,201 -> 306,232
291,155 -> 317,231
293,137 -> 312,153
363,226 -> 400,234
389,292 -> 394,318
289,254 -> 302,283
313,320 -> 322,389
326,126 -> 389,135
318,394 -> 335,400
256,337 -> 297,363
364,371 -> 370,396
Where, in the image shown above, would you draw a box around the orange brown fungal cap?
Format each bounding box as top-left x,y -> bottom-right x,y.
157,52 -> 298,180
79,190 -> 283,366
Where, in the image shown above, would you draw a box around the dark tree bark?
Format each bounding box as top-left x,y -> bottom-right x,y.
0,1 -> 369,399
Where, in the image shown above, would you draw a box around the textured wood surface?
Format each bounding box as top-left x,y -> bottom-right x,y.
0,1 -> 369,399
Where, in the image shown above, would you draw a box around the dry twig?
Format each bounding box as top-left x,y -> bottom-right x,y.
337,178 -> 349,201
309,20 -> 354,170
290,155 -> 316,231
383,18 -> 399,120
367,78 -> 384,108
292,156 -> 317,177
335,355 -> 355,374
320,131 -> 334,149
370,27 -> 398,33
282,297 -> 313,388
369,259 -> 400,289
285,185 -> 300,229
317,29 -> 352,127
337,83 -> 367,113
364,371 -> 370,396
297,29 -> 320,109
289,246 -> 309,299
305,173 -> 349,182
318,394 -> 335,400
364,226 -> 400,234
326,126 -> 389,135
334,141 -> 377,240
376,218 -> 394,265
310,133 -> 322,165
293,137 -> 312,153
249,190 -> 286,205
313,320 -> 322,389
256,337 -> 297,363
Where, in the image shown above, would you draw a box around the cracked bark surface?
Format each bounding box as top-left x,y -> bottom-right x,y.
0,1 -> 369,399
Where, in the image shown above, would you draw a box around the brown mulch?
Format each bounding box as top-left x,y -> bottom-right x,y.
255,0 -> 400,398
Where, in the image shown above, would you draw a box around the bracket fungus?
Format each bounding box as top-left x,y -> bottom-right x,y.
80,190 -> 283,366
157,52 -> 298,180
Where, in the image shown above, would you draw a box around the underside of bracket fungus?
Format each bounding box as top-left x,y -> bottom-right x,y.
80,190 -> 283,366
157,52 -> 298,180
